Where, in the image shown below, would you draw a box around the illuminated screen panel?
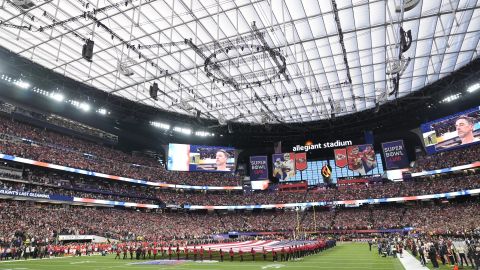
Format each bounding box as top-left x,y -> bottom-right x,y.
345,144 -> 377,175
285,154 -> 384,185
421,106 -> 480,154
167,144 -> 236,172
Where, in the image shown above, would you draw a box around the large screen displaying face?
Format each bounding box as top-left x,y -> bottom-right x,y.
167,144 -> 236,172
421,106 -> 480,154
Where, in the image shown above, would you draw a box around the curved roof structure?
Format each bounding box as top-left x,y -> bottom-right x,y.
0,0 -> 479,124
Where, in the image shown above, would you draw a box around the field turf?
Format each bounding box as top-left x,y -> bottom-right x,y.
0,243 -> 405,270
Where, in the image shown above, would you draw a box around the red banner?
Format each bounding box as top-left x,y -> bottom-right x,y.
334,148 -> 347,168
295,152 -> 307,171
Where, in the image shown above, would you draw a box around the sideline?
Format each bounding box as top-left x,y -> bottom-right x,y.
0,256 -> 68,264
398,250 -> 425,270
0,254 -> 102,264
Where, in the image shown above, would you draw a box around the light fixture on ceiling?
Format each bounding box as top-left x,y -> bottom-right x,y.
82,39 -> 94,62
14,80 -> 30,89
467,83 -> 479,93
218,114 -> 227,126
79,102 -> 90,111
149,82 -> 159,101
173,126 -> 191,135
118,60 -> 134,77
195,131 -> 214,137
395,0 -> 420,12
97,108 -> 108,115
179,100 -> 193,111
50,92 -> 64,102
440,93 -> 461,103
150,121 -> 170,130
11,0 -> 36,9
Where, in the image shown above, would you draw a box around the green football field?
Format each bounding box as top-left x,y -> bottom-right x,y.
0,243 -> 405,270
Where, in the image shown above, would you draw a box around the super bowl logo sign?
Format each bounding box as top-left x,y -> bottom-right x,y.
321,164 -> 332,178
249,156 -> 269,181
381,140 -> 409,170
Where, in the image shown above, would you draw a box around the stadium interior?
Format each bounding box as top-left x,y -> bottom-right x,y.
0,0 -> 480,269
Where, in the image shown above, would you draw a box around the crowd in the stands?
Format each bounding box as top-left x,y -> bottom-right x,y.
1,199 -> 479,248
304,200 -> 480,237
321,173 -> 480,201
0,200 -> 298,244
0,116 -> 242,186
0,180 -> 161,205
0,163 -> 479,206
303,173 -> 480,203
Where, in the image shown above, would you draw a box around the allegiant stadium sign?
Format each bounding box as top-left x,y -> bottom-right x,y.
292,140 -> 353,152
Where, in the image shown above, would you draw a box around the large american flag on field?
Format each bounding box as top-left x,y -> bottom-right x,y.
186,240 -> 317,252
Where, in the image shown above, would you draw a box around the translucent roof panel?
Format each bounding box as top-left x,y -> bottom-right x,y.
0,0 -> 479,124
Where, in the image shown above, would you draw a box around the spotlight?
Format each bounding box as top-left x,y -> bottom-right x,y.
14,80 -> 30,89
441,93 -> 461,103
50,93 -> 64,102
79,103 -> 90,111
467,83 -> 479,93
97,108 -> 107,115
